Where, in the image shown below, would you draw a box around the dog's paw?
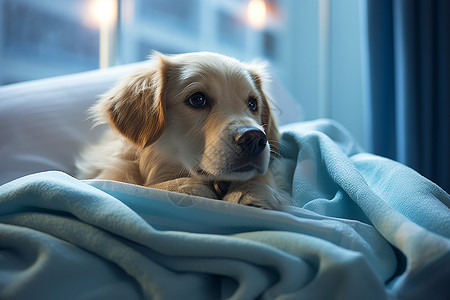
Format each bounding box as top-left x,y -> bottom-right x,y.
150,178 -> 219,199
223,181 -> 290,210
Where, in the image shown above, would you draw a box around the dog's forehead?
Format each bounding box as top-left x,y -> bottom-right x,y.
177,56 -> 256,90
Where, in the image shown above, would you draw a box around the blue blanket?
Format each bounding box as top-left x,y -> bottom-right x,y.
1,119 -> 449,300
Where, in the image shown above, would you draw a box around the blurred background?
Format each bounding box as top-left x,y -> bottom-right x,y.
0,0 -> 448,191
0,0 -> 364,146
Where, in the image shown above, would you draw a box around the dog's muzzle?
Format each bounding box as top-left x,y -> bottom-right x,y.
195,126 -> 269,179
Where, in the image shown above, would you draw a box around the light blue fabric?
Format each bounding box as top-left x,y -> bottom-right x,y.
1,119 -> 449,300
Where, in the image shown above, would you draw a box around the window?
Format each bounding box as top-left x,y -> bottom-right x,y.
0,0 -> 282,83
1,0 -> 98,84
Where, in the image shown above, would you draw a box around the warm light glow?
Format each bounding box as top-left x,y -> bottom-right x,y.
247,0 -> 267,30
87,0 -> 118,69
91,0 -> 117,26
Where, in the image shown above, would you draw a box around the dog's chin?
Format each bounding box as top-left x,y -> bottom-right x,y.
194,164 -> 267,182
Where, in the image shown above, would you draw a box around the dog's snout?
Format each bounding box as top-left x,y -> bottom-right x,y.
235,127 -> 267,156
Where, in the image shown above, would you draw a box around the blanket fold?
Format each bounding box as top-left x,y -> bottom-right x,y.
1,119 -> 449,300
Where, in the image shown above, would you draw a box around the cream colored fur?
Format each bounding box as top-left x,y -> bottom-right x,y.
77,52 -> 290,209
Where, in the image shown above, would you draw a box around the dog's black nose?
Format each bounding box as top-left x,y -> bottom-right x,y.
235,127 -> 267,156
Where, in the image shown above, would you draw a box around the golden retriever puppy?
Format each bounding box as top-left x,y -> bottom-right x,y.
77,52 -> 290,209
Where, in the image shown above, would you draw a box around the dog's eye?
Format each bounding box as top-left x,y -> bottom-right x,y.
187,92 -> 208,108
248,97 -> 258,112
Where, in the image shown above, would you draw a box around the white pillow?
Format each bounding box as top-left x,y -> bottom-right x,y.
0,63 -> 143,185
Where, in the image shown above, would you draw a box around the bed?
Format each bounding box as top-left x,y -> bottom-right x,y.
0,63 -> 449,300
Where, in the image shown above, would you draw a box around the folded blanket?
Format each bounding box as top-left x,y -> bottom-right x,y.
1,119 -> 449,300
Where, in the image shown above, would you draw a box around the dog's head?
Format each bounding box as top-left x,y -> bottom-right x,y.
95,52 -> 279,182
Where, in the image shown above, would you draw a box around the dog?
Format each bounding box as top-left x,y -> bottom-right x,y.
76,52 -> 290,210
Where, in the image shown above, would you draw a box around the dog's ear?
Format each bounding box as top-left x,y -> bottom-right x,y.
246,63 -> 280,154
93,53 -> 170,148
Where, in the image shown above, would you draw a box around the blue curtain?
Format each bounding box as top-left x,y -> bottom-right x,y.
360,0 -> 449,192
